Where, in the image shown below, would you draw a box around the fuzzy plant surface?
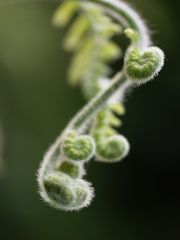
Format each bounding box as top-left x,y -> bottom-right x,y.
37,0 -> 165,211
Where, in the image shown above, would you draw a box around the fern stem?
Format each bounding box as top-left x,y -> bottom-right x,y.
91,0 -> 150,50
68,71 -> 126,130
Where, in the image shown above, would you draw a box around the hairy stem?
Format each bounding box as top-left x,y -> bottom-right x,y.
68,71 -> 126,130
91,0 -> 150,50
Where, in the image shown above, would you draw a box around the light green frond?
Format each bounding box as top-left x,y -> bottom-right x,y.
53,0 -> 122,97
64,14 -> 90,50
52,0 -> 79,27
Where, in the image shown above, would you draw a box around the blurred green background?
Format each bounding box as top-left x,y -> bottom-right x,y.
0,0 -> 179,239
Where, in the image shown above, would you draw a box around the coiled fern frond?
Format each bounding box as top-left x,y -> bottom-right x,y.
37,0 -> 165,211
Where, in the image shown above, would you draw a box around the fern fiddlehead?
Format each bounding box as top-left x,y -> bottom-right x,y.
37,0 -> 165,211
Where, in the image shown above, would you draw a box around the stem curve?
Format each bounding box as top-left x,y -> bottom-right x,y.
37,0 -> 164,211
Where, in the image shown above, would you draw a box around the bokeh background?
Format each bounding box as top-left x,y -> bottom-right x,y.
0,0 -> 179,239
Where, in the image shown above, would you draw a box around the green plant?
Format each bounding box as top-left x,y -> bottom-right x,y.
37,0 -> 165,211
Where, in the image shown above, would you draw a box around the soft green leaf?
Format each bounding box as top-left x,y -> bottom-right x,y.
52,0 -> 79,27
64,14 -> 90,50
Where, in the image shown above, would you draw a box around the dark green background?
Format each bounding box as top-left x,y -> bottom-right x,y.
0,0 -> 179,239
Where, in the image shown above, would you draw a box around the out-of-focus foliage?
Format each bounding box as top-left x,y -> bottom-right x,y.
53,0 -> 121,100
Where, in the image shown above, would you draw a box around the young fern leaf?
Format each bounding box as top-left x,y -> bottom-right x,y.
125,47 -> 165,84
37,0 -> 165,211
53,0 -> 122,98
57,161 -> 83,179
91,107 -> 129,162
52,0 -> 80,27
61,130 -> 95,162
